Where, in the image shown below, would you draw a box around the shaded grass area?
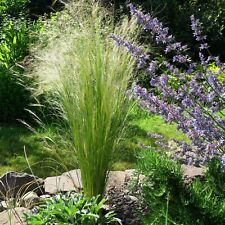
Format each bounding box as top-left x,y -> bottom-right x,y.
0,123 -> 75,178
0,106 -> 187,177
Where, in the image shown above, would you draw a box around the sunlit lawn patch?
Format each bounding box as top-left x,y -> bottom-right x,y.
113,104 -> 188,170
0,124 -> 73,177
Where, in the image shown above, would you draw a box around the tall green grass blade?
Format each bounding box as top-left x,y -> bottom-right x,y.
31,1 -> 138,197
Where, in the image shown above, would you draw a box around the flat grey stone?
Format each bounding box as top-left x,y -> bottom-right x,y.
0,207 -> 29,225
182,165 -> 205,184
62,169 -> 83,189
39,194 -> 51,199
0,172 -> 44,200
106,171 -> 126,190
45,169 -> 84,194
21,191 -> 39,208
182,165 -> 204,177
125,169 -> 135,182
44,175 -> 77,194
45,170 -> 133,194
1,201 -> 8,209
0,201 -> 7,212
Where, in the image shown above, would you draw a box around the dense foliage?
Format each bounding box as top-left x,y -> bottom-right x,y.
0,0 -> 29,20
0,1 -> 32,122
0,0 -> 59,122
112,0 -> 225,60
0,16 -> 35,122
25,192 -> 122,225
139,150 -> 225,225
0,0 -> 62,20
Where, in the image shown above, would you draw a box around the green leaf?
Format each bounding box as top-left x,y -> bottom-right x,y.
13,36 -> 17,44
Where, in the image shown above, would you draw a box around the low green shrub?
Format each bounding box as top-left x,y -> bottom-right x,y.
189,158 -> 225,225
138,150 -> 189,225
0,0 -> 29,20
24,192 -> 122,225
139,151 -> 225,225
0,0 -> 62,21
0,69 -> 34,122
0,15 -> 44,122
0,17 -> 31,68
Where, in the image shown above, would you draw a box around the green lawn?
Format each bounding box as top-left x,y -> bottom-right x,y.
0,124 -> 75,178
111,105 -> 188,170
0,106 -> 187,177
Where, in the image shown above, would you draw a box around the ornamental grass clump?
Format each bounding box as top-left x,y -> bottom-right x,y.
31,1 -> 137,197
111,3 -> 225,166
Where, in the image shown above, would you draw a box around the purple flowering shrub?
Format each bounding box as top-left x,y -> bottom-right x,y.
111,4 -> 225,166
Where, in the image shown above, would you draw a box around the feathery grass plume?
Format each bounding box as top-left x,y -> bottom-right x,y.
29,0 -> 138,197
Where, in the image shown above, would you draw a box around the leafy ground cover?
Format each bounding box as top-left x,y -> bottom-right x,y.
0,105 -> 187,177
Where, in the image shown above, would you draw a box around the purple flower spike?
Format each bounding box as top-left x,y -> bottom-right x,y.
110,34 -> 149,69
190,15 -> 207,42
112,4 -> 225,166
221,155 -> 225,168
